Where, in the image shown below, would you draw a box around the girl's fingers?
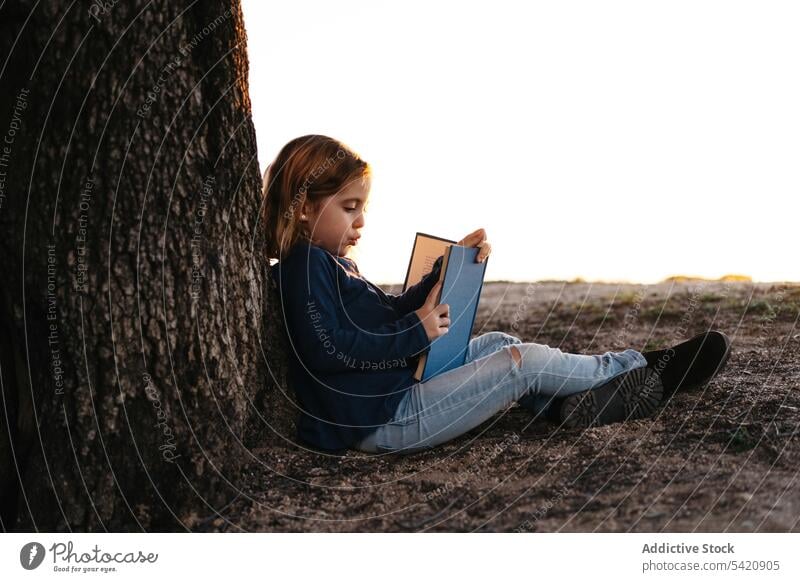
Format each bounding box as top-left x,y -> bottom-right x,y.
477,241 -> 491,262
458,228 -> 487,248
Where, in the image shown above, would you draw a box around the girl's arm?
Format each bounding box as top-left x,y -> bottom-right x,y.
281,251 -> 432,374
380,254 -> 444,316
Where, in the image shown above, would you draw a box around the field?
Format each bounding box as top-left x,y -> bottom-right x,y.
225,281 -> 800,532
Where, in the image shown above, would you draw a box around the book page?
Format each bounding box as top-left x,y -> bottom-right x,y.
403,233 -> 455,291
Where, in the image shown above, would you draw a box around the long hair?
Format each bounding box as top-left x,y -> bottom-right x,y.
261,135 -> 371,261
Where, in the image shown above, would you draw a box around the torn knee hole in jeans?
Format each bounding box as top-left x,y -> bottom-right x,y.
509,345 -> 522,369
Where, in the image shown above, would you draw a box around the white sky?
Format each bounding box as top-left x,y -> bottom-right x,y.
242,0 -> 799,284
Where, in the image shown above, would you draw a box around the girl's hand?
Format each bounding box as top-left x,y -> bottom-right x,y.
457,228 -> 492,263
415,281 -> 450,342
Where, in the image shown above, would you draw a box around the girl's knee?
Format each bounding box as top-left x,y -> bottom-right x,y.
493,331 -> 522,346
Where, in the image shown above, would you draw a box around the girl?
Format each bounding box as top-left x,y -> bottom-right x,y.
264,135 -> 732,455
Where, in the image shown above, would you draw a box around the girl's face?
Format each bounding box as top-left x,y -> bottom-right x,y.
300,177 -> 370,257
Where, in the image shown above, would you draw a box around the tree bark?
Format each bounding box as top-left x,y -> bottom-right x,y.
0,0 -> 288,531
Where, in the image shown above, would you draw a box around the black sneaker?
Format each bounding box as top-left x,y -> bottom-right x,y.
556,366 -> 664,429
642,330 -> 732,397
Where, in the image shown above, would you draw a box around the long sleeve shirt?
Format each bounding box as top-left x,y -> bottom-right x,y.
272,239 -> 444,452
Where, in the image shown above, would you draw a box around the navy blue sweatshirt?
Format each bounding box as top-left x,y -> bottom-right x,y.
272,240 -> 444,452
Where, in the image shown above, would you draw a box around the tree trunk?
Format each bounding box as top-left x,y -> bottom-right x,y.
0,0 -> 288,531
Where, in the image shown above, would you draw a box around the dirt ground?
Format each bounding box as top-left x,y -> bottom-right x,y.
220,280 -> 800,532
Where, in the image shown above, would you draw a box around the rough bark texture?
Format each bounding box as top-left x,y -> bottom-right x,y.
0,0 -> 291,531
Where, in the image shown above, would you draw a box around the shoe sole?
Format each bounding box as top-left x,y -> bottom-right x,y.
559,366 -> 664,429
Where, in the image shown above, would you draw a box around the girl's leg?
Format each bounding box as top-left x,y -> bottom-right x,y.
463,331 -> 523,363
460,331 -> 574,418
355,333 -> 648,454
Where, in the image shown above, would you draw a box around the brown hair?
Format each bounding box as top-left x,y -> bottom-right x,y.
261,134 -> 371,261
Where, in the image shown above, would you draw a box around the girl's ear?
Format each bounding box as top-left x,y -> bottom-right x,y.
299,198 -> 316,223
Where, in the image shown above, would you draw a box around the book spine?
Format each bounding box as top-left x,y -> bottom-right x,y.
413,245 -> 452,382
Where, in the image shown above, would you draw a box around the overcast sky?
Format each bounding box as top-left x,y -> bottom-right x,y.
242,0 -> 798,284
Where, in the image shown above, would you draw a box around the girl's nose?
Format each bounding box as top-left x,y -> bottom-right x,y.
353,213 -> 366,228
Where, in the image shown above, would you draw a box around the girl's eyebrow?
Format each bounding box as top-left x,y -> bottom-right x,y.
341,198 -> 366,204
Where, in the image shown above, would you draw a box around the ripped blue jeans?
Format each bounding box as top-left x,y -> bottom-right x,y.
354,331 -> 648,455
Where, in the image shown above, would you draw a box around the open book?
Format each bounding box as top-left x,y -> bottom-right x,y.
403,232 -> 489,382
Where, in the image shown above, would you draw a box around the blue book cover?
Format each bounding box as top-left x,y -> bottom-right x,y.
413,243 -> 488,381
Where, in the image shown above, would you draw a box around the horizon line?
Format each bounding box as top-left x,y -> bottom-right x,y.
374,277 -> 800,287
